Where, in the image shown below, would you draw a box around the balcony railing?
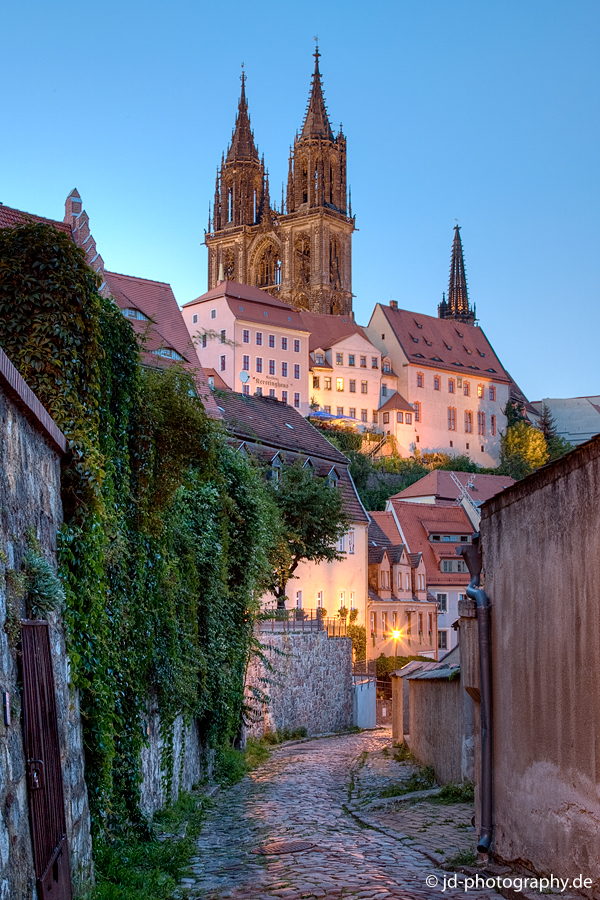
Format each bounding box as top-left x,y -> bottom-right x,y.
258,608 -> 347,637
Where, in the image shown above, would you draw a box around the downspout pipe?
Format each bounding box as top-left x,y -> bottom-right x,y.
459,537 -> 493,854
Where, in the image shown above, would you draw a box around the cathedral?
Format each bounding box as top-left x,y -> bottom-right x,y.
205,48 -> 355,315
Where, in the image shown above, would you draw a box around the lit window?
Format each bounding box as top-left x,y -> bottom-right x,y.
349,407 -> 356,418
448,379 -> 455,393
336,378 -> 344,391
296,590 -> 303,608
294,365 -> 301,380
371,357 -> 378,369
192,313 -> 198,324
477,384 -> 484,398
243,329 -> 250,343
281,337 -> 288,350
313,376 -> 320,389
269,334 -> 275,348
294,339 -> 300,353
348,530 -> 355,554
243,355 -> 250,371
434,375 -> 440,391
361,409 -> 367,422
324,377 -> 332,390
350,591 -> 355,608
448,407 -> 456,431
281,362 -> 288,377
349,354 -> 355,366
360,356 -> 367,368
397,411 -> 403,423
317,591 -> 323,608
336,353 -> 343,365
339,590 -> 346,608
220,329 -> 226,343
465,410 -> 473,433
417,372 -> 423,388
489,386 -> 496,401
256,358 -> 263,373
220,355 -> 226,371
294,393 -> 300,408
349,379 -> 356,393
361,381 -> 368,394
269,359 -> 275,375
406,413 -> 412,424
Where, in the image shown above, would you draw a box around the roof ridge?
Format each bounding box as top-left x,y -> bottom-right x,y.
105,270 -> 171,288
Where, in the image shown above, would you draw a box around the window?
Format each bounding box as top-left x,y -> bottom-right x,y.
349,379 -> 356,393
337,406 -> 344,416
477,384 -> 484,398
478,411 -> 486,435
406,611 -> 412,637
220,329 -> 226,343
201,334 -> 207,349
382,612 -> 388,635
192,313 -> 198,324
294,364 -> 301,380
382,384 -> 387,397
296,590 -> 303,609
316,353 -> 324,364
349,407 -> 356,419
371,611 -> 376,637
324,377 -> 332,390
256,332 -> 263,346
372,411 -> 378,424
371,357 -> 378,369
438,630 -> 448,650
220,355 -> 226,371
361,381 -> 368,394
383,412 -> 390,424
324,405 -> 331,413
281,390 -> 288,404
413,401 -> 421,422
491,415 -> 496,436
281,362 -> 288,377
437,593 -> 448,613
294,393 -> 300,408
313,376 -> 320,389
406,413 -> 412,424
242,383 -> 250,395
317,591 -> 323,608
349,354 -> 355,366
338,534 -> 346,553
418,612 -> 423,635
429,613 -> 433,634
434,375 -> 440,391
336,353 -> 343,365
269,359 -> 275,375
381,568 -> 389,588
269,389 -> 276,397
348,530 -> 355,554
243,355 -> 250,371
442,560 -> 467,573
339,590 -> 346,608
397,411 -> 403,423
336,377 -> 344,391
211,309 -> 216,319
448,379 -> 455,393
281,337 -> 288,350
256,357 -> 263,373
360,356 -> 367,368
463,381 -> 470,396
417,372 -> 424,388
419,573 -> 425,590
350,591 -> 355,609
361,409 -> 368,422
489,386 -> 496,401
294,339 -> 300,353
465,410 -> 473,433
448,407 -> 456,430
406,573 -> 410,591
243,329 -> 250,343
383,361 -> 391,373
266,334 -> 274,348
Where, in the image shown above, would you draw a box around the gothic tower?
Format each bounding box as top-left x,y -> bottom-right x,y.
438,225 -> 476,325
205,50 -> 354,315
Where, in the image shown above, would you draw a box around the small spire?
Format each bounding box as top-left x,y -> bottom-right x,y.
438,226 -> 475,324
226,65 -> 259,162
300,44 -> 334,141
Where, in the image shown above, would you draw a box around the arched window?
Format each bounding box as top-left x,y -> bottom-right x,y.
257,245 -> 281,288
227,187 -> 233,223
302,162 -> 308,203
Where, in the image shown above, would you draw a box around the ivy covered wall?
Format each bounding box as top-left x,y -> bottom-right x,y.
0,223 -> 277,840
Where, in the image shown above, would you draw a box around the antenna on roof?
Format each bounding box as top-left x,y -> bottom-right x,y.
450,471 -> 481,529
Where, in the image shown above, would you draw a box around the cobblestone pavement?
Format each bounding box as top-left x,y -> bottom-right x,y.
184,730 -> 502,900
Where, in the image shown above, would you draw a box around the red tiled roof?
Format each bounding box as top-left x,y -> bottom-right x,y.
298,311 -> 370,352
378,391 -> 414,413
369,511 -> 401,546
104,271 -> 220,418
183,279 -> 295,310
379,304 -> 510,383
203,368 -> 230,390
224,296 -> 309,332
391,470 -> 515,504
0,204 -> 72,235
387,501 -> 472,587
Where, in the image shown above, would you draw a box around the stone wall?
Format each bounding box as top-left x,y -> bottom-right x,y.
408,673 -> 474,785
246,631 -> 353,738
139,700 -> 212,818
476,435 -> 600,891
0,349 -> 92,896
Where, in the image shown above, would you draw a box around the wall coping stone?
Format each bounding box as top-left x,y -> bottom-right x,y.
0,345 -> 67,454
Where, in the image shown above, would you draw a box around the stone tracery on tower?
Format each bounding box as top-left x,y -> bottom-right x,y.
205,50 -> 355,316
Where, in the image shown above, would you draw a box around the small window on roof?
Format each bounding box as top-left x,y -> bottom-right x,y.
239,306 -> 243,311
455,329 -> 463,337
414,353 -> 425,358
285,423 -> 294,429
264,311 -> 268,317
487,368 -> 496,373
287,316 -> 292,321
432,356 -> 442,361
415,321 -> 423,329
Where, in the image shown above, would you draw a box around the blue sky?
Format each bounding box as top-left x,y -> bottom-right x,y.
2,0 -> 599,401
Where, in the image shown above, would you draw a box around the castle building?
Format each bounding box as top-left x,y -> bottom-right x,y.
205,49 -> 355,316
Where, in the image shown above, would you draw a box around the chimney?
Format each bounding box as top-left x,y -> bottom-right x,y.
390,300 -> 398,310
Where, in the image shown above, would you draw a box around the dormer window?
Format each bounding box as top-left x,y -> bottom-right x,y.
328,467 -> 339,488
151,347 -> 184,361
123,307 -> 150,321
316,353 -> 324,364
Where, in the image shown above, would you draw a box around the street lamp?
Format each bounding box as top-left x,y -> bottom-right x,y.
392,629 -> 401,668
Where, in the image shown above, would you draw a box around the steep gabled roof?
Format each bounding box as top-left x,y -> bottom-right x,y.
391,470 -> 515,504
0,203 -> 72,235
376,304 -> 510,383
184,279 -> 299,312
299,311 -> 370,352
378,391 -> 414,414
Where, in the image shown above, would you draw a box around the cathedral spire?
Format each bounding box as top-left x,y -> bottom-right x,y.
438,225 -> 476,325
300,45 -> 334,141
227,67 -> 259,162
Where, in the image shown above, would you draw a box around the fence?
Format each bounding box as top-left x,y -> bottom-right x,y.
259,609 -> 347,637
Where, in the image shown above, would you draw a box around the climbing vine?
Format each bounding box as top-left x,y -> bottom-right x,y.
0,223 -> 277,838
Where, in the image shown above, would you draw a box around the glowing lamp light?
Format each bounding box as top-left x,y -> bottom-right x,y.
392,630 -> 401,640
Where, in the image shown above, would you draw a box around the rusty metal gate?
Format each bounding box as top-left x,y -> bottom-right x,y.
21,620 -> 72,900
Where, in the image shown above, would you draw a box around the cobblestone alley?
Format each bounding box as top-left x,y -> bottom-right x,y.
185,730 -> 503,900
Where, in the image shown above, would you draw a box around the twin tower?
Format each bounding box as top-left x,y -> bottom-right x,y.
206,48 -> 354,315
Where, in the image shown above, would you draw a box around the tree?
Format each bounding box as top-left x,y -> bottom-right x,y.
499,420 -> 548,479
538,402 -> 573,461
502,398 -> 528,427
267,462 -> 349,608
